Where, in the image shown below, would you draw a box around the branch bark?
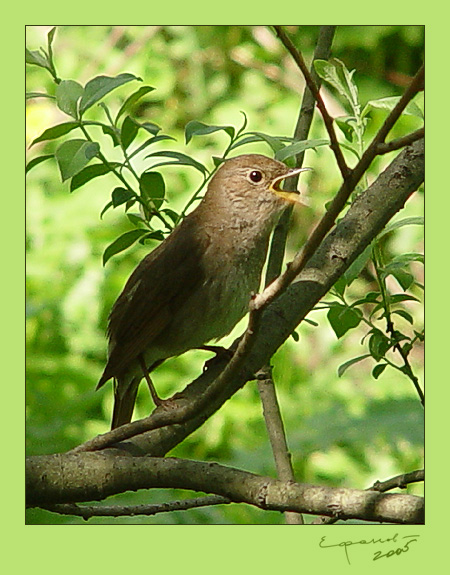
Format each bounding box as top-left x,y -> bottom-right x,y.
26,453 -> 424,524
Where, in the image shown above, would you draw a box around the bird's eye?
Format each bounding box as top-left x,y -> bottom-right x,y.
249,170 -> 263,183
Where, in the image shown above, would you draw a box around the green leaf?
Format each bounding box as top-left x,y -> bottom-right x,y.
392,309 -> 414,324
146,151 -> 208,176
70,162 -> 120,192
368,329 -> 390,361
377,216 -> 423,240
120,116 -> 140,149
161,208 -> 180,225
138,230 -> 165,244
112,187 -> 135,206
335,116 -> 356,142
275,139 -> 328,162
116,85 -> 155,124
290,330 -> 300,342
26,48 -> 50,70
55,139 -> 100,182
137,122 -> 161,135
314,59 -> 358,109
103,229 -> 148,265
338,354 -> 371,377
389,293 -> 420,305
372,363 -> 388,380
129,134 -> 176,160
56,80 -> 84,118
327,304 -> 362,338
79,73 -> 141,114
47,27 -> 57,69
387,268 -> 414,291
392,252 -> 424,266
100,124 -> 121,147
343,244 -> 373,285
352,291 -> 381,307
26,154 -> 53,174
140,171 -> 166,210
232,131 -> 286,154
332,276 -> 347,297
185,120 -> 235,144
367,96 -> 424,119
31,122 -> 80,146
47,27 -> 57,47
127,213 -> 147,227
100,200 -> 114,219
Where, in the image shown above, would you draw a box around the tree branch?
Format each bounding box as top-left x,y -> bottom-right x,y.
376,127 -> 425,155
26,454 -> 424,524
40,495 -> 230,520
257,367 -> 303,524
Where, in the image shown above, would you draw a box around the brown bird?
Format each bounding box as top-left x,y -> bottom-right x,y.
97,154 -> 309,429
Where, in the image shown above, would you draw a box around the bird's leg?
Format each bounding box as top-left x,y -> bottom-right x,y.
138,354 -> 164,406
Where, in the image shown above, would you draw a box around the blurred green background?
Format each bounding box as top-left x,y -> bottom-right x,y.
26,25 -> 424,524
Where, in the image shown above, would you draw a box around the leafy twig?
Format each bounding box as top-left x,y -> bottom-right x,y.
372,244 -> 424,405
273,25 -> 350,180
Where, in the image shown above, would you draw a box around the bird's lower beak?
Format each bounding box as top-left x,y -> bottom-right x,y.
270,167 -> 312,203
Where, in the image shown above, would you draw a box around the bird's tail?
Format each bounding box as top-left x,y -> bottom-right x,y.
111,377 -> 140,429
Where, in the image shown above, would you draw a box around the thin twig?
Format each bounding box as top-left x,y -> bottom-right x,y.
39,495 -> 231,520
372,245 -> 424,406
376,127 -> 425,155
256,367 -> 303,524
370,469 -> 424,492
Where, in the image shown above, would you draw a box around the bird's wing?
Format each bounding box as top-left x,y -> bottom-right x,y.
98,214 -> 209,386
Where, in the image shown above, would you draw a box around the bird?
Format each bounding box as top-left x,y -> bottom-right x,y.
97,154 -> 309,429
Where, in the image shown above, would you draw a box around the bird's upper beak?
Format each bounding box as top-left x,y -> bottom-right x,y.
270,167 -> 312,203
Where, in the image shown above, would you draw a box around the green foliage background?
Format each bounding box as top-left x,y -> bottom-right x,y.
26,25 -> 424,524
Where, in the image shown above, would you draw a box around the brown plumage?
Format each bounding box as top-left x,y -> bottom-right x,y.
97,154 -> 308,428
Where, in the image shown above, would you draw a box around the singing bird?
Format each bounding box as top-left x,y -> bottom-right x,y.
97,154 -> 309,428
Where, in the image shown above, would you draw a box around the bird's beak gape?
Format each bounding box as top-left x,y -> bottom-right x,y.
270,167 -> 312,203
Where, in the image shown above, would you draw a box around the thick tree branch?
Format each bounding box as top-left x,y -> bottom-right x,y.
26,454 -> 424,524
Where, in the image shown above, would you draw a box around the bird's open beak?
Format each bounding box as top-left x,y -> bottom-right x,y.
270,167 -> 312,203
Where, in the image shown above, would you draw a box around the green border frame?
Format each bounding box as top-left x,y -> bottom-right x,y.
16,12 -> 440,573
